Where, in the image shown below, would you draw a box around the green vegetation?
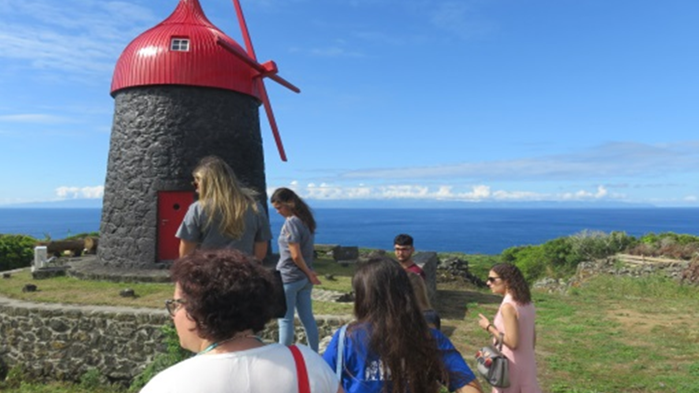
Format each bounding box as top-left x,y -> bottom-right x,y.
0,364 -> 124,393
128,324 -> 190,392
502,230 -> 699,282
2,232 -> 698,392
0,235 -> 36,271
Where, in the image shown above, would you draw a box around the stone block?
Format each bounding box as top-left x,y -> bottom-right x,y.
413,252 -> 439,304
31,266 -> 69,279
332,246 -> 359,263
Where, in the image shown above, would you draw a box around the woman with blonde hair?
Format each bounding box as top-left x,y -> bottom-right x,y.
478,263 -> 541,393
177,155 -> 271,260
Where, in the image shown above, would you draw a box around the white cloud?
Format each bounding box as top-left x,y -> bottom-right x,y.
684,195 -> 698,202
0,1 -> 158,77
338,141 -> 699,182
55,186 -> 104,199
307,47 -> 365,58
271,182 -> 619,202
429,0 -> 496,40
0,114 -> 74,124
561,185 -> 608,200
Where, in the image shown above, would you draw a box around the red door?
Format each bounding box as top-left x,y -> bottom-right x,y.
158,191 -> 195,261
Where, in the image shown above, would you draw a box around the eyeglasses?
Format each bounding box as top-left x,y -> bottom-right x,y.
165,298 -> 186,317
486,276 -> 501,283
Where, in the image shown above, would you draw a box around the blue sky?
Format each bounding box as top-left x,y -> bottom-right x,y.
0,0 -> 697,207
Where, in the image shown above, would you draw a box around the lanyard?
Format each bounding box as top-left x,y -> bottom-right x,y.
197,335 -> 263,356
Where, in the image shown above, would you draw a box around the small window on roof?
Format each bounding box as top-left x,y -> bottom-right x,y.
171,38 -> 190,52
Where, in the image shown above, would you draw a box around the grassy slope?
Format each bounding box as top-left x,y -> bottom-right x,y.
1,254 -> 698,392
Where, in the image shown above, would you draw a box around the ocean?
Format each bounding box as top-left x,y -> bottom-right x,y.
0,207 -> 698,255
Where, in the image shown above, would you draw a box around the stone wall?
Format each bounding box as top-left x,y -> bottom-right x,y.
533,255 -> 693,294
0,296 -> 350,384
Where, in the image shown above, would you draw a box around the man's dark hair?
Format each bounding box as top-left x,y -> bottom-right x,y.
394,234 -> 413,246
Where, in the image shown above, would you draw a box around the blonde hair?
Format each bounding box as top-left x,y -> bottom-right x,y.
193,156 -> 258,239
408,272 -> 432,311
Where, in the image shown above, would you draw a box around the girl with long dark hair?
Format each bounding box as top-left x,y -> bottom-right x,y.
323,257 -> 482,393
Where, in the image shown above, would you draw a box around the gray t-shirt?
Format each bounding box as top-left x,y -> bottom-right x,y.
276,216 -> 314,283
176,201 -> 272,256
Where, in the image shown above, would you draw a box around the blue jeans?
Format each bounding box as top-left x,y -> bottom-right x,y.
278,277 -> 319,352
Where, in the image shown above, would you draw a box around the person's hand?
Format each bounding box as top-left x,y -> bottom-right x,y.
478,313 -> 491,330
308,271 -> 322,285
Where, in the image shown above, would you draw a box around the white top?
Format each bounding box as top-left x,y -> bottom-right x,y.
140,343 -> 339,393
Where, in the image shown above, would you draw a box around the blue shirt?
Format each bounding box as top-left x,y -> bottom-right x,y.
322,324 -> 476,393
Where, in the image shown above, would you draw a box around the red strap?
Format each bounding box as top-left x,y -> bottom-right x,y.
289,345 -> 310,393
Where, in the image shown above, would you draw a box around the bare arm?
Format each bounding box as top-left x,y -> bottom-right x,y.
455,380 -> 483,393
478,303 -> 520,349
289,242 -> 321,284
253,241 -> 267,262
178,239 -> 197,258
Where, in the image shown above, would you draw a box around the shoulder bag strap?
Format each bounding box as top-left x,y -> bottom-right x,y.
289,345 -> 310,393
335,324 -> 348,379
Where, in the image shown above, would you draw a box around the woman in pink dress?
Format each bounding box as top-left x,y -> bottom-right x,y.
478,263 -> 541,393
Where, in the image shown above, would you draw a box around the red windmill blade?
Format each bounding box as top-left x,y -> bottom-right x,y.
214,0 -> 299,162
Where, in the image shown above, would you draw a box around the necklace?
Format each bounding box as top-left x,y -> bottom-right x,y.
197,333 -> 262,355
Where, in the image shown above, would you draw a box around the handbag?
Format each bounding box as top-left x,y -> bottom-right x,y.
289,345 -> 311,393
475,332 -> 510,388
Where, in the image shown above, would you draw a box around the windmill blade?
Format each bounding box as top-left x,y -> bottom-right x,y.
231,0 -> 291,161
232,0 -> 257,58
268,73 -> 301,94
258,80 -> 288,161
217,39 -> 301,93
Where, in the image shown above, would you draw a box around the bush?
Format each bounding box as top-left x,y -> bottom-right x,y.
79,368 -> 108,390
502,231 -> 637,282
0,235 -> 37,271
629,232 -> 699,259
568,230 -> 635,261
501,245 -> 549,282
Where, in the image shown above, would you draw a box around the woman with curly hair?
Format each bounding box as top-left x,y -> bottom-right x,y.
140,249 -> 341,393
323,256 -> 482,393
478,263 -> 541,393
177,156 -> 271,260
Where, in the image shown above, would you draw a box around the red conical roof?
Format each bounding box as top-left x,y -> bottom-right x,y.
111,0 -> 260,99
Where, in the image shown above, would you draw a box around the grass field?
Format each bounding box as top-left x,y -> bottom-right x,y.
1,253 -> 698,392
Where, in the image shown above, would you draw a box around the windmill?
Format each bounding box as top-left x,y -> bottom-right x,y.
100,0 -> 300,268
